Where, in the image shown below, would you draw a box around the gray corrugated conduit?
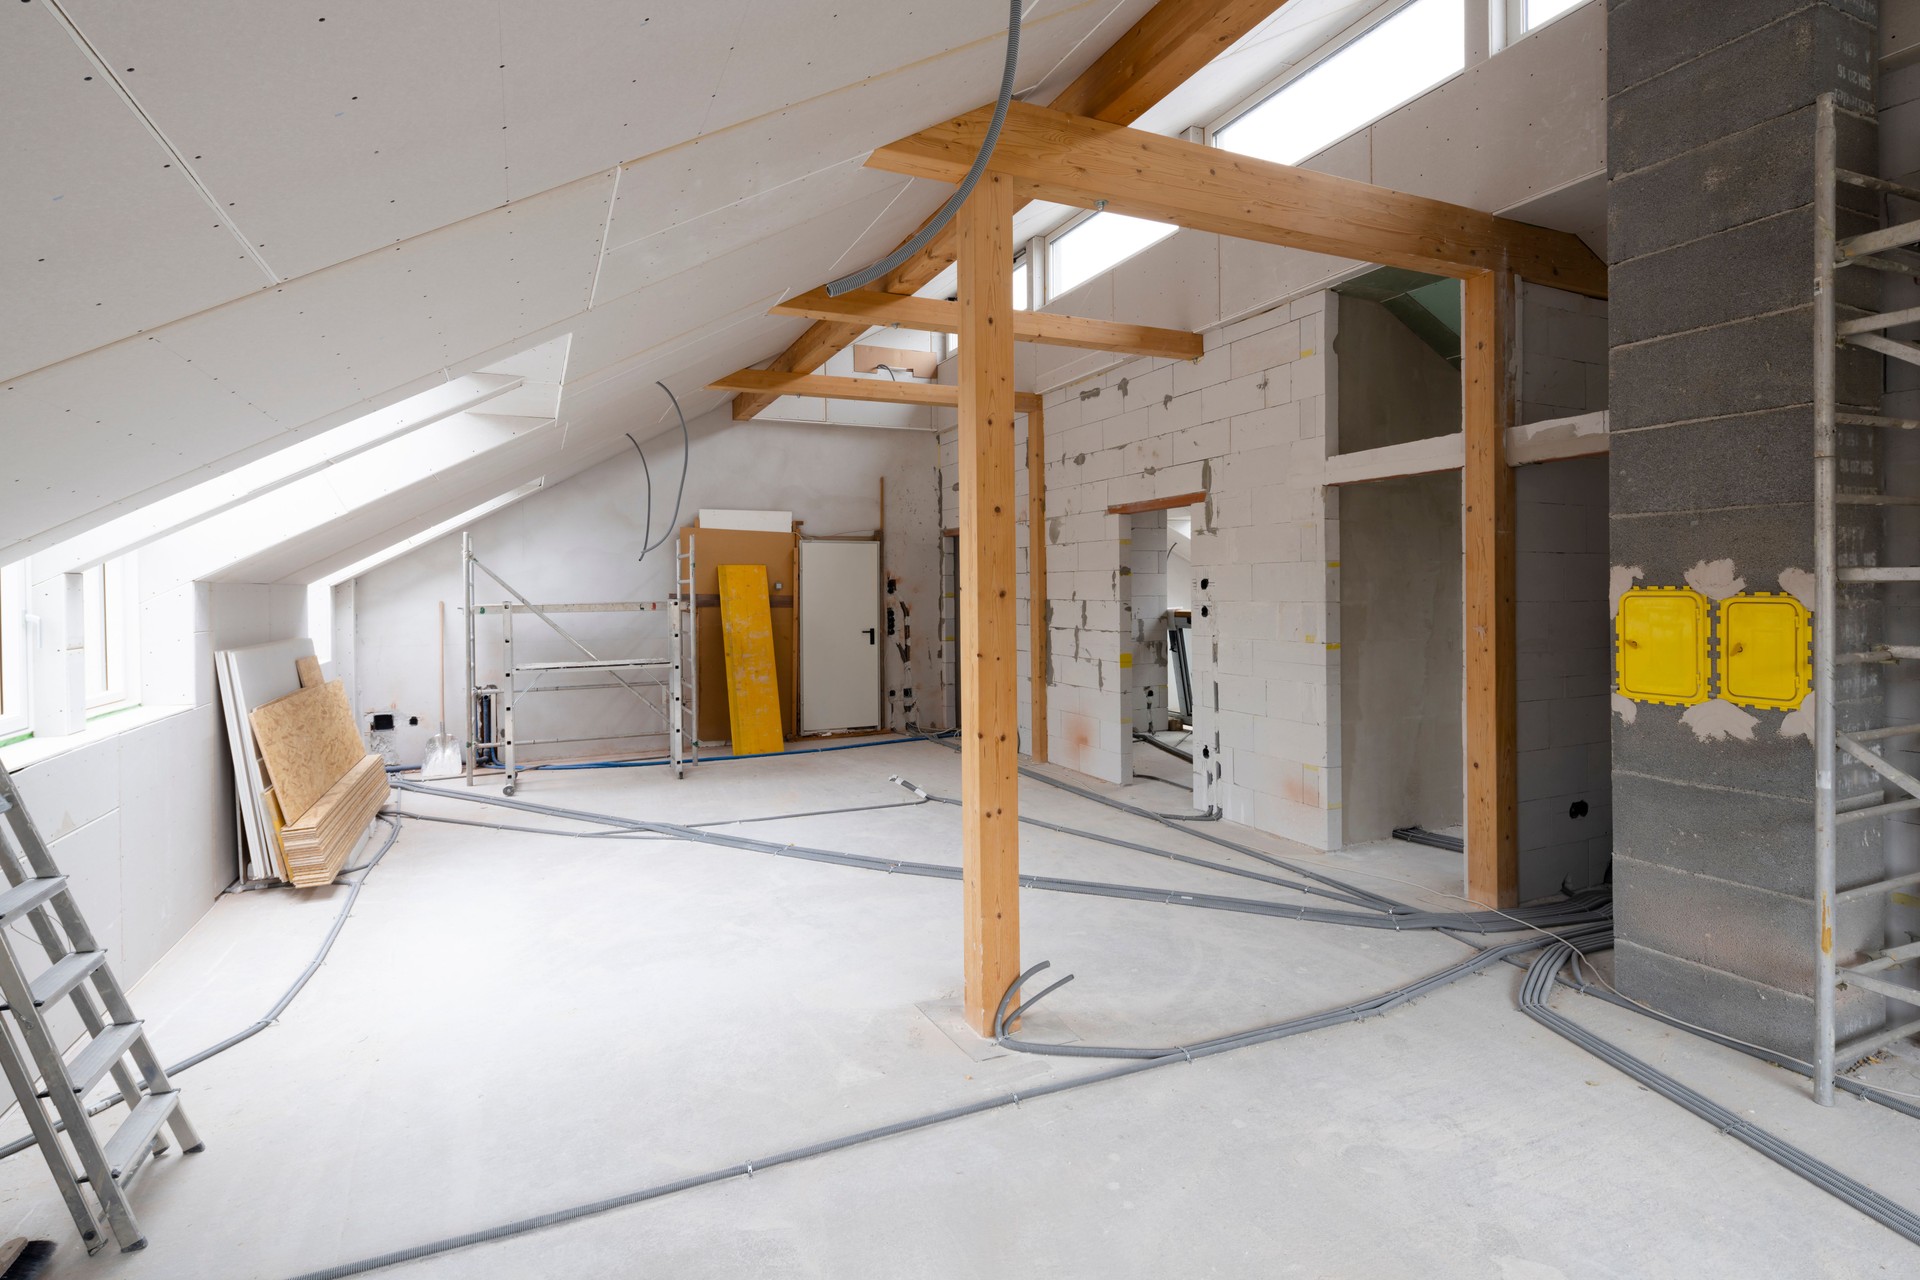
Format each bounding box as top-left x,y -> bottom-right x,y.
821,0 -> 1023,295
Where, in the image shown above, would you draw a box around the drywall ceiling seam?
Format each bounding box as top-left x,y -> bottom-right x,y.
39,0 -> 280,285
822,179 -> 924,276
586,166 -> 624,310
1020,0 -> 1133,101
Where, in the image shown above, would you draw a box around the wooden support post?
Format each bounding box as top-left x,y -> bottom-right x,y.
1463,270 -> 1518,909
1027,402 -> 1048,765
958,171 -> 1021,1036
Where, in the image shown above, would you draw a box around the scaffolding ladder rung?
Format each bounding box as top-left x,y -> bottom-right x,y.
1849,722 -> 1920,743
1840,304 -> 1920,335
1836,969 -> 1920,1006
1838,867 -> 1920,902
1837,411 -> 1920,429
1839,216 -> 1920,259
1838,566 -> 1920,582
1847,938 -> 1920,976
1836,796 -> 1920,825
1839,167 -> 1920,202
1844,332 -> 1920,369
1839,645 -> 1920,664
1837,249 -> 1920,274
1837,1015 -> 1920,1063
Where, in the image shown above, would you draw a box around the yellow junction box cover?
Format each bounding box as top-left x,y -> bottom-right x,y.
1717,592 -> 1811,710
1616,586 -> 1710,706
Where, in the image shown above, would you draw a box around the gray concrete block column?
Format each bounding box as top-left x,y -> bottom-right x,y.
1607,0 -> 1886,1059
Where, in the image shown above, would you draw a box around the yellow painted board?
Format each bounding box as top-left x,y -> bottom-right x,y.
1718,592 -> 1811,710
716,563 -> 784,756
1616,586 -> 1710,706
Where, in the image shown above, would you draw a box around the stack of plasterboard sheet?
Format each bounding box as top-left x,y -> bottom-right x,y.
215,639 -> 316,884
249,679 -> 385,888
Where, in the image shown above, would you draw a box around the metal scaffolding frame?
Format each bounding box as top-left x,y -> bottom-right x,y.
1813,93 -> 1920,1102
462,533 -> 696,794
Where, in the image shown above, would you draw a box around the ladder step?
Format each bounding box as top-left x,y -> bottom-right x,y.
102,1091 -> 178,1180
1836,797 -> 1920,827
1836,969 -> 1920,1004
1839,303 -> 1920,335
1840,216 -> 1920,259
1838,412 -> 1920,430
28,951 -> 105,1009
0,877 -> 66,925
51,1022 -> 143,1099
1838,567 -> 1920,583
1849,722 -> 1920,743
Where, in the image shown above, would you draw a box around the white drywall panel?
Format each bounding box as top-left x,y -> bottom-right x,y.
61,0 -> 510,280
0,338 -> 280,560
595,165 -> 924,306
0,1 -> 267,383
1369,1 -> 1605,212
154,171 -> 614,429
47,373 -> 524,573
210,422 -> 565,584
148,414 -> 557,587
288,481 -> 547,587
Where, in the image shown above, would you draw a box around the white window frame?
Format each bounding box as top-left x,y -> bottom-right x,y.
1042,209 -> 1180,305
1207,0 -> 1467,162
0,562 -> 27,742
82,558 -> 135,714
1506,0 -> 1585,39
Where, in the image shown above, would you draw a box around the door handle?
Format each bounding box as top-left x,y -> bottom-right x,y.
863,628 -> 876,644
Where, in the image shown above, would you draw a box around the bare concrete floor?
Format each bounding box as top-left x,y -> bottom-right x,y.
1,739 -> 1917,1278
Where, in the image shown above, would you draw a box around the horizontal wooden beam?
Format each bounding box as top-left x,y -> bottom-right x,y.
710,369 -> 1041,417
867,102 -> 1608,299
771,288 -> 1203,361
1107,490 -> 1207,515
730,0 -> 1298,421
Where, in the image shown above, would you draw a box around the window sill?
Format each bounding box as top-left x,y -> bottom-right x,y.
0,704 -> 194,773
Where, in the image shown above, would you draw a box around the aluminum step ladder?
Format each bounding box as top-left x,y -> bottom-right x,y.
1811,93 -> 1920,1103
0,761 -> 201,1251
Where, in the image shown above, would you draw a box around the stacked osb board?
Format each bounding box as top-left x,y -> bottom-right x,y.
248,675 -> 386,887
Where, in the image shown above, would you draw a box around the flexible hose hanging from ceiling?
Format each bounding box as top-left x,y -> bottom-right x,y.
626,381 -> 692,568
822,0 -> 1024,296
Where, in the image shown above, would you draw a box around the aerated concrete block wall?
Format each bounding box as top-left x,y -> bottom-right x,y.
940,295 -> 1338,845
1607,0 -> 1885,1058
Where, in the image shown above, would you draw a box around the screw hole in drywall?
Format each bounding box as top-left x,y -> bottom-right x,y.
1200,605 -> 1209,618
1202,746 -> 1211,759
1569,799 -> 1589,819
1199,578 -> 1209,590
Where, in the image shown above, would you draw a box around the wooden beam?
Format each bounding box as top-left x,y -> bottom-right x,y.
868,102 -> 1609,299
958,171 -> 1022,1038
1463,270 -> 1518,910
770,288 -> 1203,361
708,369 -> 1040,416
1027,402 -> 1048,765
730,0 -> 1298,419
1050,0 -> 1291,125
1107,491 -> 1208,515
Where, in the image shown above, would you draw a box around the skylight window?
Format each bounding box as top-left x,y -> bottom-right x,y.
1213,0 -> 1466,167
1047,213 -> 1179,301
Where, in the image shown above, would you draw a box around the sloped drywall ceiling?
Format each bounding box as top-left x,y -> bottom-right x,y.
2,0 -> 1156,568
